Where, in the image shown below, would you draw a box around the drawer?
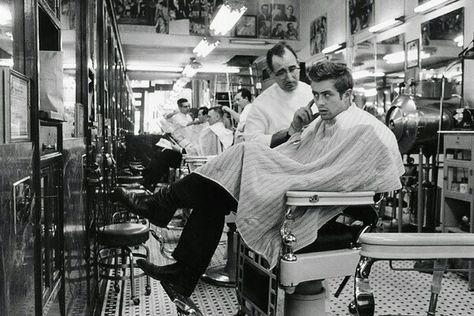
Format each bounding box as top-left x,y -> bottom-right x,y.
444,134 -> 472,150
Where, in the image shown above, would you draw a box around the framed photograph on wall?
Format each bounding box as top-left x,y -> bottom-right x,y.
235,15 -> 257,38
406,39 -> 420,69
349,0 -> 374,35
310,15 -> 327,55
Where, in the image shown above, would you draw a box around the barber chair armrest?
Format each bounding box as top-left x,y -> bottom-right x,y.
286,191 -> 375,206
280,191 -> 376,262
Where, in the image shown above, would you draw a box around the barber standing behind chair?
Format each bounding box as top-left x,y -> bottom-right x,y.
244,41 -> 314,147
198,106 -> 234,155
165,98 -> 193,129
222,88 -> 253,144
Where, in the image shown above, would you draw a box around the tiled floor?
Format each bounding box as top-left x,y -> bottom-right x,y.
102,225 -> 474,316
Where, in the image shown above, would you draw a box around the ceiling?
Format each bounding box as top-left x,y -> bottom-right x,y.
118,27 -> 295,82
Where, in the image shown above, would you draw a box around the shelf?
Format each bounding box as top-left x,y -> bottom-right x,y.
444,190 -> 472,202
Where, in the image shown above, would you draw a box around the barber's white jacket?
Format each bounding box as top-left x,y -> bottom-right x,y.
244,82 -> 313,146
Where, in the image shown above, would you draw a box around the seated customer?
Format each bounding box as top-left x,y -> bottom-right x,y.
114,61 -> 404,298
198,106 -> 233,155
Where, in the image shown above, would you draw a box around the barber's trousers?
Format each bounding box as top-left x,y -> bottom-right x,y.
169,173 -> 238,278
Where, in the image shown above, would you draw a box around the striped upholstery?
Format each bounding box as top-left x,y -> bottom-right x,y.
196,105 -> 404,268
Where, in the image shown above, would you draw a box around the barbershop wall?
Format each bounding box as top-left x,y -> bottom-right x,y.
299,0 -> 474,106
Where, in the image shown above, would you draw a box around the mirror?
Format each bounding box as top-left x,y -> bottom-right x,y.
352,39 -> 377,115
61,0 -> 78,138
419,8 -> 464,100
375,34 -> 406,117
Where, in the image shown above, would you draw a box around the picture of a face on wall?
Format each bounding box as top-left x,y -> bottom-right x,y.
257,0 -> 299,40
310,15 -> 326,55
349,0 -> 373,34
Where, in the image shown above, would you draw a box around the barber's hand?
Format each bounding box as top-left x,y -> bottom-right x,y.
222,105 -> 231,113
288,100 -> 316,136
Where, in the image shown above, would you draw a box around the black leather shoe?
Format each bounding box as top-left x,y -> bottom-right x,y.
113,188 -> 174,227
136,259 -> 198,297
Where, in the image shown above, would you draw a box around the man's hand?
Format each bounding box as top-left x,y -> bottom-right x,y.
288,100 -> 316,136
222,105 -> 231,112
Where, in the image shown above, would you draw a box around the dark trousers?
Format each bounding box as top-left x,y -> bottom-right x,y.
143,149 -> 182,189
169,173 -> 237,278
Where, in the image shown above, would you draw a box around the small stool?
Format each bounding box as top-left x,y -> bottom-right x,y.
98,222 -> 151,305
353,233 -> 474,316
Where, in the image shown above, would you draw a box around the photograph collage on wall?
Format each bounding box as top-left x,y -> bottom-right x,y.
112,0 -> 300,39
257,0 -> 299,40
113,0 -> 223,35
349,0 -> 374,34
310,14 -> 326,55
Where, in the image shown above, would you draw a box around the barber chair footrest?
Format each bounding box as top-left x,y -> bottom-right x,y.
280,249 -> 359,290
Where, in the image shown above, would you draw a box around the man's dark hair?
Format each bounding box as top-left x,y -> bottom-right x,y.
198,106 -> 209,115
177,98 -> 188,107
308,61 -> 353,97
209,106 -> 224,118
237,88 -> 251,102
266,41 -> 298,72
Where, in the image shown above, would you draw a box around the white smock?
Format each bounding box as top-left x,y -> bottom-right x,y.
244,81 -> 313,146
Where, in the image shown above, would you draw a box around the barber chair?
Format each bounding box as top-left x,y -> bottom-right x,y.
236,191 -> 378,316
352,233 -> 474,316
202,213 -> 238,287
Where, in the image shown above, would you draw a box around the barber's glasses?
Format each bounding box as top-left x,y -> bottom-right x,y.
274,65 -> 300,79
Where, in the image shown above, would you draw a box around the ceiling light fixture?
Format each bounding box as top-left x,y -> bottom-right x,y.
352,70 -> 385,80
229,39 -> 269,45
210,4 -> 247,36
414,0 -> 455,13
322,42 -> 347,54
127,64 -> 184,72
199,65 -> 240,73
383,50 -> 431,64
369,16 -> 404,33
182,64 -> 199,77
193,38 -> 220,57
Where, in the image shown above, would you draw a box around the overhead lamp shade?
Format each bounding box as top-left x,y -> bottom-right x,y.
210,4 -> 247,36
368,16 -> 404,33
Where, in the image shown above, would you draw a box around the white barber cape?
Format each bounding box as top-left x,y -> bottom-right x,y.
244,81 -> 313,146
198,122 -> 234,156
195,105 -> 404,268
169,112 -> 193,128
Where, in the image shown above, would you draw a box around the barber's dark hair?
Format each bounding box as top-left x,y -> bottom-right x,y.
237,88 -> 251,102
198,106 -> 209,115
308,61 -> 353,97
209,106 -> 224,118
177,98 -> 188,107
266,41 -> 298,72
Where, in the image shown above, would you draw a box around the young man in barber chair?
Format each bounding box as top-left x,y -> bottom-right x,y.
114,61 -> 404,301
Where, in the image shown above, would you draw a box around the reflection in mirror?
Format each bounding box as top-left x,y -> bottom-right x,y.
375,34 -> 406,119
0,0 -> 24,71
326,48 -> 347,64
61,0 -> 77,138
420,8 -> 463,100
352,39 -> 378,116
